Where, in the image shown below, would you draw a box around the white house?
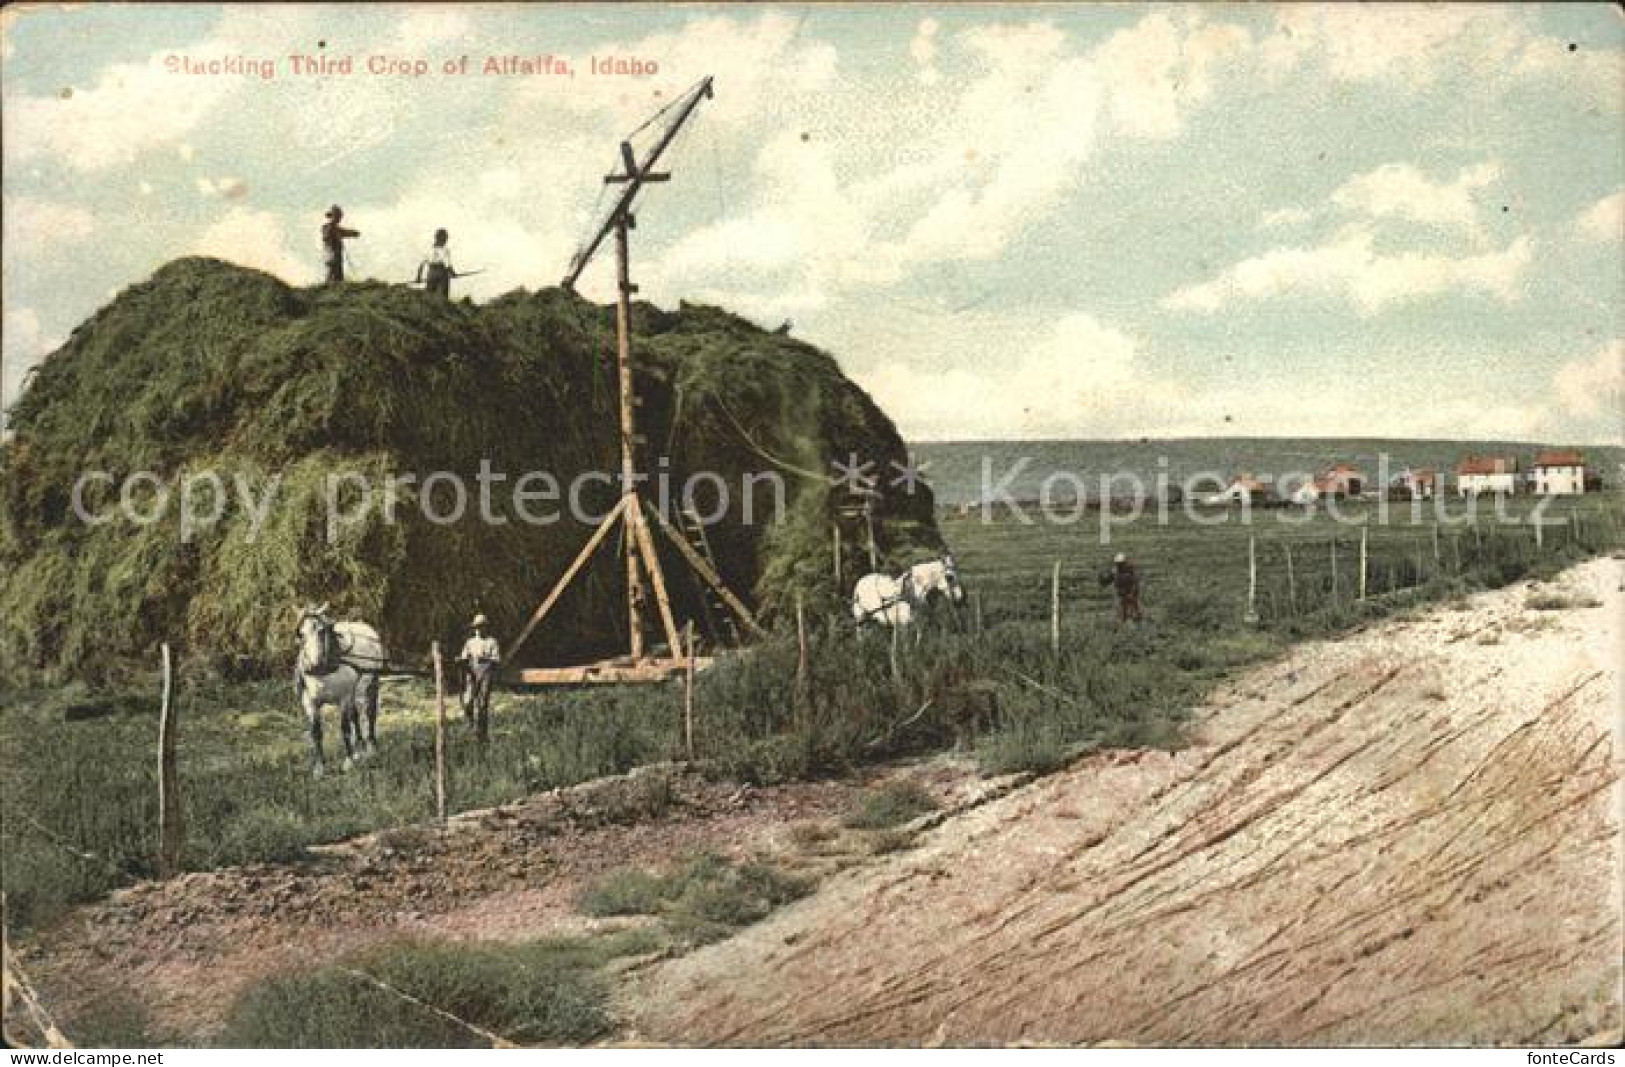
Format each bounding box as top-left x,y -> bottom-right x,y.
1530,450 -> 1586,495
1456,455 -> 1518,496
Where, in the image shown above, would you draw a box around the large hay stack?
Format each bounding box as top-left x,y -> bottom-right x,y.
0,258 -> 938,679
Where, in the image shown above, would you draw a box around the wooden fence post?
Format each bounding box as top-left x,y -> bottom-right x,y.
972,590 -> 983,635
683,622 -> 697,761
794,591 -> 810,724
432,641 -> 448,825
1050,560 -> 1061,654
1283,541 -> 1297,613
156,642 -> 182,879
1245,536 -> 1259,623
832,525 -> 843,591
1329,537 -> 1339,600
1358,527 -> 1369,601
1534,515 -> 1544,552
1431,523 -> 1441,568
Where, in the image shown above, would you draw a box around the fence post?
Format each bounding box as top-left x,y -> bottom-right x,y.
832,524 -> 842,591
1359,527 -> 1369,601
1534,515 -> 1544,552
1245,536 -> 1259,623
1329,537 -> 1339,600
431,641 -> 448,825
1050,560 -> 1061,653
683,622 -> 697,761
1432,523 -> 1441,568
972,590 -> 983,635
1283,541 -> 1297,613
156,642 -> 182,879
795,591 -> 810,724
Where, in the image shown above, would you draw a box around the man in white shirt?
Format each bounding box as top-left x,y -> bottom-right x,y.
416,228 -> 455,298
458,612 -> 500,738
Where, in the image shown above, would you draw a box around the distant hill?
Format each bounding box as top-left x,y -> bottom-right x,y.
915,438 -> 1625,505
0,258 -> 938,679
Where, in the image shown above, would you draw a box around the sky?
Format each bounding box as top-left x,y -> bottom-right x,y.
2,2 -> 1622,443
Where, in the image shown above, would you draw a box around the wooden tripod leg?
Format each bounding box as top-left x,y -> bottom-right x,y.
507,495 -> 629,662
646,505 -> 767,639
629,497 -> 683,656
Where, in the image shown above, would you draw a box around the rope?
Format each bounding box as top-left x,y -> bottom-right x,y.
711,396 -> 834,485
339,967 -> 518,1048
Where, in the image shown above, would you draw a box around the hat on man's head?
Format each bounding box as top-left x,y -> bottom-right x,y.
326,205 -> 344,219
1114,553 -> 1127,564
471,613 -> 488,629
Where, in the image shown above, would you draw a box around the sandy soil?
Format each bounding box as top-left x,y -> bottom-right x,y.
623,559 -> 1624,1046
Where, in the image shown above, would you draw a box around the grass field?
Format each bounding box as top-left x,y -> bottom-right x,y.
4,490 -> 1621,935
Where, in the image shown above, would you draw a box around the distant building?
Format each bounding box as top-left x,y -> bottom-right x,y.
1456,455 -> 1518,496
1207,473 -> 1271,505
1530,450 -> 1586,495
1389,467 -> 1440,500
1293,463 -> 1367,504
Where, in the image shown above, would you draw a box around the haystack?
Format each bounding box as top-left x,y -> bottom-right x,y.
0,258 -> 939,679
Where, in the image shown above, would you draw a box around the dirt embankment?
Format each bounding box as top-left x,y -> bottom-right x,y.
624,559 -> 1624,1047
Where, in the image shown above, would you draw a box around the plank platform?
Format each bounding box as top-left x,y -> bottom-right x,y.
513,656 -> 713,686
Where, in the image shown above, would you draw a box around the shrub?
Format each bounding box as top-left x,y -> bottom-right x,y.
220,933 -> 655,1048
842,781 -> 939,830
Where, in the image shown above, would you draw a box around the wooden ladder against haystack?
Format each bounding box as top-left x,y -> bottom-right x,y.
505,76 -> 763,686
678,505 -> 741,648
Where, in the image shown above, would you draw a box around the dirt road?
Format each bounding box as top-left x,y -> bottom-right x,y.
626,560 -> 1624,1046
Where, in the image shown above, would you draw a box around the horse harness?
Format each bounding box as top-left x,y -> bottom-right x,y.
299,614 -> 388,676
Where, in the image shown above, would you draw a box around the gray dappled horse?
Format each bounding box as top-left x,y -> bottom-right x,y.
294,605 -> 387,776
851,554 -> 965,631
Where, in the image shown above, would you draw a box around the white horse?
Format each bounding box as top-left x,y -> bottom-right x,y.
294,605 -> 388,776
851,554 -> 965,630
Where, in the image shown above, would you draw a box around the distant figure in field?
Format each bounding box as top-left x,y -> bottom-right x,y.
458,612 -> 501,740
416,228 -> 455,298
321,205 -> 359,285
1103,552 -> 1142,624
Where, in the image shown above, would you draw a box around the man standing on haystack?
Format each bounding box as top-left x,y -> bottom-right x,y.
458,613 -> 501,740
415,228 -> 455,298
321,205 -> 359,285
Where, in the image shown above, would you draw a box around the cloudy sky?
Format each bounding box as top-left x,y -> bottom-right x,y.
2,3 -> 1621,442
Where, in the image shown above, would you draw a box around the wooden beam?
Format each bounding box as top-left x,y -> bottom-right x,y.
515,656 -> 714,686
646,505 -> 768,638
563,76 -> 714,290
629,496 -> 684,656
507,495 -> 629,663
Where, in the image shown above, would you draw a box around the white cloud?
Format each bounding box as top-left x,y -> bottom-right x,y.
853,313 -> 1184,440
1330,162 -> 1500,235
910,17 -> 941,85
1554,340 -> 1624,420
1,6 -> 302,172
1164,229 -> 1532,315
189,208 -> 309,281
1576,190 -> 1623,243
1260,206 -> 1314,229
654,10 -> 1253,315
1255,4 -> 1619,109
196,175 -> 249,199
2,195 -> 96,248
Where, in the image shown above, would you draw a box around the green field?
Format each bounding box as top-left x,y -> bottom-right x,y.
4,491 -> 1621,934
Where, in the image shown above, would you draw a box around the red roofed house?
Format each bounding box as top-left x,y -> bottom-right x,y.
1530,450 -> 1586,496
1389,468 -> 1440,500
1456,455 -> 1518,496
